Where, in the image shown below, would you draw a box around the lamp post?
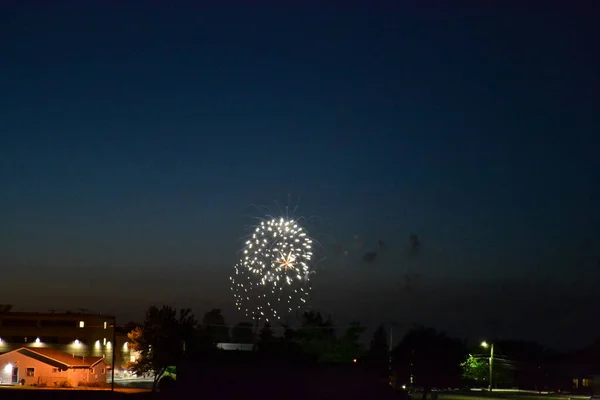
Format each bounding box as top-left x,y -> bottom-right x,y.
481,341 -> 494,392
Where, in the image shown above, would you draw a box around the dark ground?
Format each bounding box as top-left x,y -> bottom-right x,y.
0,390 -> 156,399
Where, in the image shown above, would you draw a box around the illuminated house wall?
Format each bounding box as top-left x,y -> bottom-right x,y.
0,312 -> 122,370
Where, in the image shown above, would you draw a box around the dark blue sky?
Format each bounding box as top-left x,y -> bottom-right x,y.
1,3 -> 598,348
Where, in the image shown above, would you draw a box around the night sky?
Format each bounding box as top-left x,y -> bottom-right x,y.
1,3 -> 598,349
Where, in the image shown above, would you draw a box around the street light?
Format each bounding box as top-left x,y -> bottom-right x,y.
480,341 -> 494,391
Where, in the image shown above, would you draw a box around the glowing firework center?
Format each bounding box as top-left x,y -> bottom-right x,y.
230,218 -> 313,322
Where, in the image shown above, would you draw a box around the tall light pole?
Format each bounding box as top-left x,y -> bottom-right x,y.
388,325 -> 393,375
111,318 -> 116,392
481,341 -> 494,391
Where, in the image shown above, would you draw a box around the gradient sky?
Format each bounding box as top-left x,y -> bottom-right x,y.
1,2 -> 598,349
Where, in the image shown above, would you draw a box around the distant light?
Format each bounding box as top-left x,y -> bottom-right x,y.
103,321 -> 107,329
74,339 -> 80,346
352,358 -> 357,363
0,338 -> 3,344
94,340 -> 101,348
79,321 -> 85,328
103,338 -> 107,346
402,385 -> 407,390
481,341 -> 489,348
35,338 -> 41,344
106,341 -> 112,349
123,342 -> 128,351
4,363 -> 12,373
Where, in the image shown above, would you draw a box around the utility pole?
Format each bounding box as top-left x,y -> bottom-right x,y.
388,326 -> 393,375
489,342 -> 494,392
111,317 -> 116,392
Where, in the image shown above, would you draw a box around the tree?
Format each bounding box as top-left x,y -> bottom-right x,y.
461,354 -> 488,383
0,304 -> 13,313
259,323 -> 275,343
335,321 -> 366,363
123,320 -> 140,333
231,322 -> 255,344
393,326 -> 465,400
201,308 -> 230,343
365,324 -> 389,375
126,305 -> 197,392
295,311 -> 338,362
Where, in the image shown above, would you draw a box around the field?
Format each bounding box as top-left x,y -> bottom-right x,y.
433,393 -> 591,400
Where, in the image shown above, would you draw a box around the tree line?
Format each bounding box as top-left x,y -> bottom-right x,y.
126,305 -> 598,394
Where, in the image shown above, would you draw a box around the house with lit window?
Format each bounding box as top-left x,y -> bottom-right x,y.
0,347 -> 110,387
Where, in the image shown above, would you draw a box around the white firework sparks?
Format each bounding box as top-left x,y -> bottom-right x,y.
230,217 -> 313,322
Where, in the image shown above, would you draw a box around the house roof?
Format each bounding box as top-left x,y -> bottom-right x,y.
1,347 -> 110,369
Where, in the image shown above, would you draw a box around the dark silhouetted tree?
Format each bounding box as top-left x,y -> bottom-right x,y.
365,324 -> 389,376
127,305 -> 197,392
259,323 -> 275,342
295,311 -> 337,362
335,321 -> 366,363
231,322 -> 255,344
201,308 -> 230,343
0,304 -> 13,313
393,326 -> 465,400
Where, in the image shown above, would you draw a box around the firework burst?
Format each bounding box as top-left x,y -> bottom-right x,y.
230,217 -> 313,322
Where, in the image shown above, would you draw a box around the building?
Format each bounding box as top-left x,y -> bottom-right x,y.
0,347 -> 110,387
216,343 -> 253,351
0,310 -> 131,376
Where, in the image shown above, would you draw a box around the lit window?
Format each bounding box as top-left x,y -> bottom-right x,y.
130,355 -> 136,363
26,368 -> 35,377
103,338 -> 107,345
79,321 -> 85,328
583,379 -> 592,387
103,321 -> 107,329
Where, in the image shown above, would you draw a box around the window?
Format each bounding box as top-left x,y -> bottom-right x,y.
101,368 -> 106,374
26,368 -> 35,377
79,321 -> 85,328
583,379 -> 592,387
103,338 -> 107,345
89,368 -> 94,374
130,355 -> 136,363
103,321 -> 107,329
